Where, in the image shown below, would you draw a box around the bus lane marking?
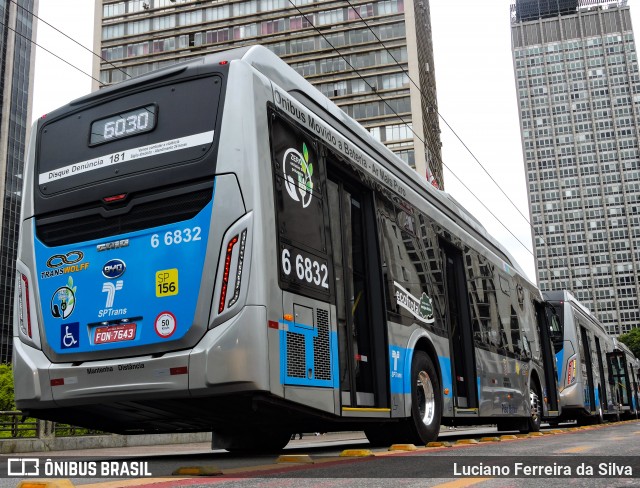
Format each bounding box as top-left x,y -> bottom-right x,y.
432,478 -> 492,488
557,445 -> 594,453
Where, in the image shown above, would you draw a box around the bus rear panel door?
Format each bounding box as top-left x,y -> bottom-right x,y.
327,171 -> 386,408
441,241 -> 477,411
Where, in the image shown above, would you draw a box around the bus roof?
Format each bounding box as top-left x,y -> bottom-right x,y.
46,45 -> 528,284
239,46 -> 529,282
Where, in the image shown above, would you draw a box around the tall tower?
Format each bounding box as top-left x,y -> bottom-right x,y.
0,0 -> 38,362
511,0 -> 640,335
96,0 -> 443,186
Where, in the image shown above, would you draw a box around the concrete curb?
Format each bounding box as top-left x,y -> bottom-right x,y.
0,432 -> 212,454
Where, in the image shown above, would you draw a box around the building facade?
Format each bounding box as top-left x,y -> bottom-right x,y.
0,0 -> 38,362
511,0 -> 640,335
96,0 -> 443,185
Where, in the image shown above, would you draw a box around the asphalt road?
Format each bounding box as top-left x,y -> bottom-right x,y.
1,421 -> 639,488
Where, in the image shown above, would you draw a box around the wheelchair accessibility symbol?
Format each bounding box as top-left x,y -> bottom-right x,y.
60,322 -> 79,349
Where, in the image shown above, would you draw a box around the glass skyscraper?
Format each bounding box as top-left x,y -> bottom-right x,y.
0,0 -> 38,363
97,0 -> 444,186
511,0 -> 640,335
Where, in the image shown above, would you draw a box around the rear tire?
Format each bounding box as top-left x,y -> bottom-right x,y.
524,382 -> 541,433
402,351 -> 442,444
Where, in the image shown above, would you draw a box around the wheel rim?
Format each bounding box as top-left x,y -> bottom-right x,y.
417,370 -> 435,426
530,390 -> 540,424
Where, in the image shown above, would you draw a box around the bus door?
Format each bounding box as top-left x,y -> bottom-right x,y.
536,302 -> 559,414
441,241 -> 477,412
607,351 -> 631,410
594,337 -> 608,412
579,327 -> 596,412
326,170 -> 387,409
630,364 -> 639,413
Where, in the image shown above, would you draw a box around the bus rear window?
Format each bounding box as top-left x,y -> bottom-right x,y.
37,75 -> 222,195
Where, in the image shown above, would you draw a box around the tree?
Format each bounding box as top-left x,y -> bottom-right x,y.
0,363 -> 16,411
618,327 -> 640,359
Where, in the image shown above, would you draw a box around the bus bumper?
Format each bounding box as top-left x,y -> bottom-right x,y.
14,305 -> 270,410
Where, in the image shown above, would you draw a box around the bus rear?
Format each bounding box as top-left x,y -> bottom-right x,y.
13,50 -> 272,434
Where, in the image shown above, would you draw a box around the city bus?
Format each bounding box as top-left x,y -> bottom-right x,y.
15,45 -> 552,451
610,338 -> 639,419
543,290 -> 626,424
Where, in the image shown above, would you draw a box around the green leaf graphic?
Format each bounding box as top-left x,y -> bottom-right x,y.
308,163 -> 313,176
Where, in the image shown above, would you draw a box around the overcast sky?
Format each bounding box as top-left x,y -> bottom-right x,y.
30,1 -> 640,283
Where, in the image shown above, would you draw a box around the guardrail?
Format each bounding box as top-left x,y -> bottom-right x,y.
0,411 -> 103,439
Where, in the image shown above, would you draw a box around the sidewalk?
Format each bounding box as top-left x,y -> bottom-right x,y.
0,432 -> 212,455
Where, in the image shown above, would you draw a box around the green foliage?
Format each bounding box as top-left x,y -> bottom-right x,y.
0,363 -> 16,411
618,327 -> 640,359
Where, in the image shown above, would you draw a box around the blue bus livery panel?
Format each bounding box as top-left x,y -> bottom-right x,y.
34,199 -> 213,354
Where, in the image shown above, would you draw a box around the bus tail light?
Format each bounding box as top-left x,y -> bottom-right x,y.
17,273 -> 32,339
566,357 -> 577,386
218,234 -> 239,314
227,230 -> 247,308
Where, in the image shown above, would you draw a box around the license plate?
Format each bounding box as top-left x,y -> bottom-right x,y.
94,323 -> 136,344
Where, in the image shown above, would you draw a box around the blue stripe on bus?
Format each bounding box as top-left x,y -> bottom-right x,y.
556,348 -> 564,383
389,345 -> 406,395
279,319 -> 338,388
439,356 -> 453,399
34,196 -> 214,354
387,346 -> 452,398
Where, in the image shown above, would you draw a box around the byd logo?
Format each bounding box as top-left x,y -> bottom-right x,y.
102,259 -> 126,279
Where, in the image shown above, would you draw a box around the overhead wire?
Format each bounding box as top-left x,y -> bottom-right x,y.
0,19 -> 101,84
20,1 -> 566,283
337,1 -> 591,291
285,0 -> 535,258
10,0 -> 131,80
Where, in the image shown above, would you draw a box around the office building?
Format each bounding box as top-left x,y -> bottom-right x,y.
511,0 -> 640,335
0,0 -> 38,362
97,0 -> 444,185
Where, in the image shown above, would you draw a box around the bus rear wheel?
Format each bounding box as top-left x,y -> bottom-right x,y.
525,383 -> 541,433
403,351 -> 442,444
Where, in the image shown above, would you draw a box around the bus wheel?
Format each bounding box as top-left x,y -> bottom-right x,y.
526,383 -> 541,432
405,351 -> 442,443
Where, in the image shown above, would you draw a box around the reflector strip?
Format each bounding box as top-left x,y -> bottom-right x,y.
268,320 -> 279,329
567,357 -> 577,386
50,378 -> 64,386
103,193 -> 127,203
218,235 -> 239,314
170,366 -> 188,375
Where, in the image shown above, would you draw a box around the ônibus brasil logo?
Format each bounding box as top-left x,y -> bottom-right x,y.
394,281 -> 434,324
283,142 -> 313,208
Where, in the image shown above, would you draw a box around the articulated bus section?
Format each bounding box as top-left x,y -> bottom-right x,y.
13,46 -> 586,451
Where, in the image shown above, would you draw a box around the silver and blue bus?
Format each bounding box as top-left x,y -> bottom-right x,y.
543,290 -> 633,424
610,338 -> 639,419
15,46 -> 554,451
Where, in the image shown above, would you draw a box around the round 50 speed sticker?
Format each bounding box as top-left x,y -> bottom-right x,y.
155,311 -> 177,338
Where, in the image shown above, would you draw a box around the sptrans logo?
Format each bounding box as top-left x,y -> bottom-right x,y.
102,259 -> 126,279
